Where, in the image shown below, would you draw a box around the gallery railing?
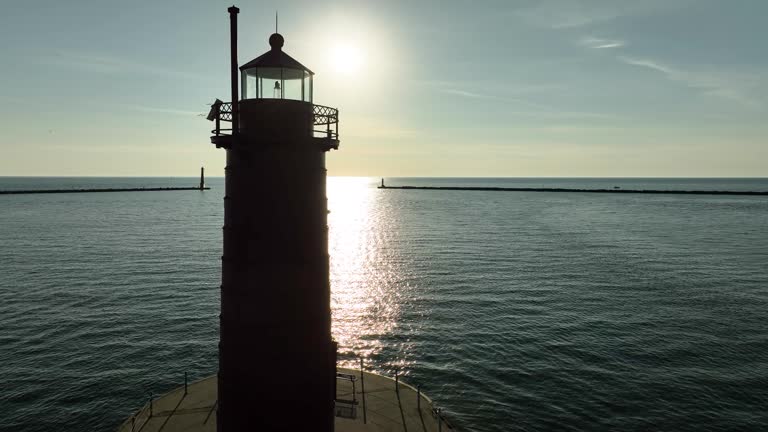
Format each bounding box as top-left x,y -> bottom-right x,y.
209,101 -> 339,141
312,104 -> 339,140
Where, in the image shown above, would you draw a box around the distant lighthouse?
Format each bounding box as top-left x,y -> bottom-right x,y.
209,6 -> 340,432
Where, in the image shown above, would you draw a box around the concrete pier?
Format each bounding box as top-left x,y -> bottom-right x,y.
116,368 -> 456,432
0,187 -> 210,195
378,185 -> 768,196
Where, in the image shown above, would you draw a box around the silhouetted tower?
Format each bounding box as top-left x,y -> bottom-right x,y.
199,167 -> 205,190
208,6 -> 340,432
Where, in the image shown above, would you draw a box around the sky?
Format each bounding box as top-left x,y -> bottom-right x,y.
0,0 -> 766,177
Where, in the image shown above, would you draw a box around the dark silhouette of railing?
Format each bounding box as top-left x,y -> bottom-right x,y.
209,101 -> 339,141
123,356 -> 457,431
209,100 -> 233,137
312,104 -> 339,140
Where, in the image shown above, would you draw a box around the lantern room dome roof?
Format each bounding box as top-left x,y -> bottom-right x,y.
239,33 -> 314,75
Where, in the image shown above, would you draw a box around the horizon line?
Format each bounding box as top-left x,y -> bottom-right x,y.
1,175 -> 767,179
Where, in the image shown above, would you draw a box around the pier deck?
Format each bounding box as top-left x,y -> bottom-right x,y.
116,368 -> 455,432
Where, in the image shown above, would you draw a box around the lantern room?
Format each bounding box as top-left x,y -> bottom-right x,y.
240,33 -> 313,102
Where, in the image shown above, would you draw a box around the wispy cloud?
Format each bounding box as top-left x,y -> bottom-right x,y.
440,88 -> 502,100
437,87 -> 555,111
419,80 -> 623,120
418,80 -> 558,109
513,2 -> 624,29
514,0 -> 695,29
73,100 -> 206,118
119,104 -> 202,117
421,81 -> 564,95
620,57 -> 675,75
579,37 -> 625,49
38,51 -> 205,80
619,56 -> 763,108
508,111 -> 624,121
345,117 -> 419,140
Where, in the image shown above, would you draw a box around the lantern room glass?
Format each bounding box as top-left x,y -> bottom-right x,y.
241,67 -> 312,102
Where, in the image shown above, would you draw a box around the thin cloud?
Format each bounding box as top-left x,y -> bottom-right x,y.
513,2 -> 625,29
419,80 -> 564,96
344,117 -> 419,140
619,56 -> 762,108
620,57 -> 676,75
438,87 -> 553,110
440,88 -> 501,100
551,11 -> 624,29
74,100 -> 204,118
419,81 -> 554,109
426,82 -> 623,120
580,37 -> 625,49
503,110 -> 624,120
38,51 -> 205,80
121,104 -> 202,117
514,0 -> 696,29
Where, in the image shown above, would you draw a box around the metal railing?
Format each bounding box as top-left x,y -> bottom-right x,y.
312,104 -> 339,140
336,354 -> 457,430
209,101 -> 339,141
123,357 -> 456,432
209,100 -> 232,137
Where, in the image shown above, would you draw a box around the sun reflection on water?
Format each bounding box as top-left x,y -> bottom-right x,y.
327,177 -> 406,368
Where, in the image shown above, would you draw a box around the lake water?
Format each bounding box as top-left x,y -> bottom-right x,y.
1,177 -> 767,431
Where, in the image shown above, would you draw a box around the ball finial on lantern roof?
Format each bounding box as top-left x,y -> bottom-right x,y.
269,33 -> 284,50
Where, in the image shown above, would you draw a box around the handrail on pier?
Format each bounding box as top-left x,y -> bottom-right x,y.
123,357 -> 457,431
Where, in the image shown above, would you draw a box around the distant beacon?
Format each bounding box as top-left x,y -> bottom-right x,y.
210,6 -> 340,432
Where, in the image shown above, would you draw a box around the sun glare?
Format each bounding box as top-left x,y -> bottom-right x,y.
331,43 -> 364,75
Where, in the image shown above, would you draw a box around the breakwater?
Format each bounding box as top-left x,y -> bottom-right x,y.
0,187 -> 210,195
378,185 -> 768,196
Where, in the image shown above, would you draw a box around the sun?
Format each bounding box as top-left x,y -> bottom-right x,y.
331,43 -> 364,75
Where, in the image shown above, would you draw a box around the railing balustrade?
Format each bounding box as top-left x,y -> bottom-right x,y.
209,101 -> 339,141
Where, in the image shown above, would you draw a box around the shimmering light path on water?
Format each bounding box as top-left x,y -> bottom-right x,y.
1,177 -> 767,431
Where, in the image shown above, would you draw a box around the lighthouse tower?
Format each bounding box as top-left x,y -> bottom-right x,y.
117,7 -> 456,432
210,6 -> 339,431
